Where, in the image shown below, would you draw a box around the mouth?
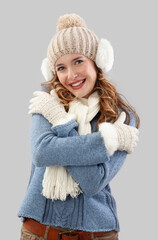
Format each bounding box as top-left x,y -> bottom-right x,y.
69,78 -> 86,90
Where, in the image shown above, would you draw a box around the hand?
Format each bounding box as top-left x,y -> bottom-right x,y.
99,111 -> 139,156
114,111 -> 139,153
28,90 -> 76,126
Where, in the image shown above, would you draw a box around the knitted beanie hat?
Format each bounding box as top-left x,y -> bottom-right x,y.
41,13 -> 114,81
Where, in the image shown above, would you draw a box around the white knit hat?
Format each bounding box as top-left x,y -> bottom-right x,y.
41,13 -> 114,81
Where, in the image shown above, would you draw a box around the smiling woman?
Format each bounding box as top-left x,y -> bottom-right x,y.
18,13 -> 140,240
55,53 -> 97,98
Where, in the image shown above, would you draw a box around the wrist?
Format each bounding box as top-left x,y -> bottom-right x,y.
52,113 -> 76,126
114,123 -> 126,151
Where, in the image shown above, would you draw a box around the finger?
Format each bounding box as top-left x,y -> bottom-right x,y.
28,101 -> 40,110
28,104 -> 34,110
33,91 -> 42,96
132,127 -> 139,136
29,97 -> 38,103
50,89 -> 59,99
129,148 -> 134,154
28,109 -> 33,114
50,89 -> 55,95
33,91 -> 47,97
116,111 -> 126,124
127,149 -> 132,154
129,126 -> 139,136
134,135 -> 139,142
29,95 -> 45,104
28,108 -> 40,114
132,141 -> 138,148
136,129 -> 139,135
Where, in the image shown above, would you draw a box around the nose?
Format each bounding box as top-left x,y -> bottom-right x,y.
67,67 -> 78,81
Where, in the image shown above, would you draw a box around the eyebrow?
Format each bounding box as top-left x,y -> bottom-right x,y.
55,56 -> 84,68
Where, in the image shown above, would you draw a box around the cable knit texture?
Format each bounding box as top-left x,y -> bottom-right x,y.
18,86 -> 139,232
28,90 -> 139,201
28,90 -> 76,126
42,91 -> 100,201
47,14 -> 99,73
41,13 -> 114,81
99,112 -> 139,156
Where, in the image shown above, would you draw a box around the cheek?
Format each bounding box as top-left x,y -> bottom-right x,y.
81,65 -> 91,77
86,65 -> 97,80
57,74 -> 66,86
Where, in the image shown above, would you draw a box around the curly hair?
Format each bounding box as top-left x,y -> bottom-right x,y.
41,64 -> 140,129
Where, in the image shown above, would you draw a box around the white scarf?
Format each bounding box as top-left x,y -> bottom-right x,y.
42,91 -> 100,201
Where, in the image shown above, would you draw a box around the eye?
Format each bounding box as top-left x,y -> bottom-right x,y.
75,60 -> 83,65
57,66 -> 64,71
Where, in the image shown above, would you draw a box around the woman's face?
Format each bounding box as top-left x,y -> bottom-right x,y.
55,53 -> 97,98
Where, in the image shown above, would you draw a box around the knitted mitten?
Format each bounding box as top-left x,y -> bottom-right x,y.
99,111 -> 139,156
28,90 -> 76,126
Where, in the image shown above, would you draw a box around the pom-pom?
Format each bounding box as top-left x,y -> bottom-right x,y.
57,13 -> 87,32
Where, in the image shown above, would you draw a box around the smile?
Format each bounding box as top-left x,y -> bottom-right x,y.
69,79 -> 86,89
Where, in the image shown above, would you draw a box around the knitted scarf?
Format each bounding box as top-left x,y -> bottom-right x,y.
42,91 -> 100,201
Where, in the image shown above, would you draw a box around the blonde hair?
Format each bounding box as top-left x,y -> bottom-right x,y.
41,65 -> 140,129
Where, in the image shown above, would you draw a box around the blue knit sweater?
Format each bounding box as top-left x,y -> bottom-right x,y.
17,88 -> 136,232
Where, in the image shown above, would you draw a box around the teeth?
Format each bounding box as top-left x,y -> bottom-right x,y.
71,79 -> 85,87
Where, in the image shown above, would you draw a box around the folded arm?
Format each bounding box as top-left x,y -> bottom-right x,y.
30,113 -> 110,167
66,110 -> 138,197
66,150 -> 127,197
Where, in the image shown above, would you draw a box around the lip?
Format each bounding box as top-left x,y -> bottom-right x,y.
69,78 -> 86,85
69,78 -> 86,90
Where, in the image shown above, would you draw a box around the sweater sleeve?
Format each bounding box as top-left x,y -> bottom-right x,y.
66,110 -> 137,197
30,113 -> 110,167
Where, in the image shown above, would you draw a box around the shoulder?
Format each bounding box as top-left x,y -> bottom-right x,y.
129,110 -> 137,127
127,109 -> 137,127
40,85 -> 51,94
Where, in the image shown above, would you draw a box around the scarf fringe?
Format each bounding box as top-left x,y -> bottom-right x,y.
42,166 -> 83,201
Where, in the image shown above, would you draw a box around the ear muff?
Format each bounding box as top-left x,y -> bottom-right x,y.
41,58 -> 54,81
95,38 -> 114,73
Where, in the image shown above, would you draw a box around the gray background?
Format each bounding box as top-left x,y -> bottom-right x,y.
0,0 -> 157,239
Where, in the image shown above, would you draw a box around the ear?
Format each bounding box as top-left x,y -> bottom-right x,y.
95,38 -> 114,73
41,58 -> 54,81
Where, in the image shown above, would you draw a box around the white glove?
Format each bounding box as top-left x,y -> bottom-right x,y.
99,111 -> 139,156
28,89 -> 76,126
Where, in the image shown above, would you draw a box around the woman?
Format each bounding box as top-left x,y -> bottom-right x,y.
18,13 -> 140,240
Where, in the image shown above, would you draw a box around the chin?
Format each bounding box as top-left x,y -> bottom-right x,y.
73,92 -> 89,98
